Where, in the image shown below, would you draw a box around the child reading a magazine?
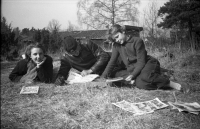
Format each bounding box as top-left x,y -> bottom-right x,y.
9,43 -> 53,84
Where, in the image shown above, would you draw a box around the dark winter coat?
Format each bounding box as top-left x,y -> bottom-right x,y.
102,36 -> 148,79
9,55 -> 53,83
57,40 -> 110,79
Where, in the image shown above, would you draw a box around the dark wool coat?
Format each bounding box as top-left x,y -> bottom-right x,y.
57,40 -> 110,79
9,55 -> 53,83
102,36 -> 170,90
102,36 -> 148,79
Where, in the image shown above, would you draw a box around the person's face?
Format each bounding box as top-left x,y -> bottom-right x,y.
30,47 -> 44,64
65,44 -> 81,57
112,32 -> 126,44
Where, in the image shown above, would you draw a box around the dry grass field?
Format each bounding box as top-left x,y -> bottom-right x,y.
1,50 -> 200,129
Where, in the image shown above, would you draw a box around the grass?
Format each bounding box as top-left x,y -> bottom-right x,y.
1,47 -> 200,129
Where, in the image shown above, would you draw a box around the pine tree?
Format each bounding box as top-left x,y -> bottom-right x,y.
158,0 -> 200,50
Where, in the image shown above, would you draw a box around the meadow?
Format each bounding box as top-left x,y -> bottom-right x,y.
1,46 -> 200,129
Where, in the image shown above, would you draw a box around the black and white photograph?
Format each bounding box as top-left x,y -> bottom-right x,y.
1,0 -> 200,128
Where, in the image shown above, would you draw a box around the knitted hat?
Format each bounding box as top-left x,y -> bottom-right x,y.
63,36 -> 77,52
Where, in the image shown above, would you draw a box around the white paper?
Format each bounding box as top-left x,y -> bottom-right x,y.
112,98 -> 168,116
20,86 -> 39,94
66,71 -> 99,84
106,77 -> 124,82
148,98 -> 169,109
168,101 -> 200,115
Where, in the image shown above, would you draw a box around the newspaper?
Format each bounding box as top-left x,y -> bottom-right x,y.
168,101 -> 200,115
112,98 -> 168,116
20,86 -> 39,94
66,71 -> 99,84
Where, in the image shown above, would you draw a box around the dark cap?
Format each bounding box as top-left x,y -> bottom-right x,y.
63,36 -> 77,52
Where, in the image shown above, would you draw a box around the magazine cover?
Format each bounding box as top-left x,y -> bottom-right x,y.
20,86 -> 39,94
112,98 -> 168,116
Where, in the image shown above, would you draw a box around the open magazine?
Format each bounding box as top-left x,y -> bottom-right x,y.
65,71 -> 99,84
112,98 -> 168,116
168,101 -> 200,115
106,77 -> 124,82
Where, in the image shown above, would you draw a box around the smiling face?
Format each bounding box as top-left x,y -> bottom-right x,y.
112,32 -> 126,44
30,47 -> 44,64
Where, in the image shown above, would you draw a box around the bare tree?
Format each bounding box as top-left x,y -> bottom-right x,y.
77,0 -> 140,30
142,0 -> 159,38
47,19 -> 61,33
67,21 -> 80,32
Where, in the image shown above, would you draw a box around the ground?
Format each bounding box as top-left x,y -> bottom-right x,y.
1,53 -> 200,129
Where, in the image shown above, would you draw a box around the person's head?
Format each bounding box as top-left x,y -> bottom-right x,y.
63,36 -> 81,56
107,24 -> 128,45
25,43 -> 46,64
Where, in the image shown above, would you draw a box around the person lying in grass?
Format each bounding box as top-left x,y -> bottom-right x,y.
101,24 -> 189,93
9,43 -> 53,84
54,36 -> 111,86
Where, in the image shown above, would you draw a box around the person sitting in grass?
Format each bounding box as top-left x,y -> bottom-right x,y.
54,36 -> 111,86
101,24 -> 189,93
9,43 -> 53,84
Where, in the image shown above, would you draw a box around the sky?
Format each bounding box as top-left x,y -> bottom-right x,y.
1,0 -> 168,31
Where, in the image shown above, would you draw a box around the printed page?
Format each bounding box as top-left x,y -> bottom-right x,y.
112,100 -> 144,114
106,77 -> 124,82
168,101 -> 200,114
66,71 -> 99,84
179,102 -> 200,111
112,98 -> 168,116
148,98 -> 168,109
20,86 -> 39,94
131,102 -> 156,113
67,71 -> 82,81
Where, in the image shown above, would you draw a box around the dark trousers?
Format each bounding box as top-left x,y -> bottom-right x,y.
113,57 -> 170,90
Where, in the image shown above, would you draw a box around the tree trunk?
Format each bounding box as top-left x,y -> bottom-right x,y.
188,20 -> 195,52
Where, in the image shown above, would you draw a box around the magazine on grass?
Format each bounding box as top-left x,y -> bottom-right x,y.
20,86 -> 39,94
168,101 -> 200,115
112,98 -> 168,116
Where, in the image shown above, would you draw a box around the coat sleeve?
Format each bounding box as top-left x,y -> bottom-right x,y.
37,55 -> 53,83
101,46 -> 119,78
56,56 -> 71,79
131,39 -> 147,79
9,60 -> 28,82
87,40 -> 110,73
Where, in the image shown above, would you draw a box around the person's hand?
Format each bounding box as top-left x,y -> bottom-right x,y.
20,67 -> 37,83
125,75 -> 133,81
81,69 -> 93,76
36,57 -> 46,68
55,76 -> 65,86
129,80 -> 135,84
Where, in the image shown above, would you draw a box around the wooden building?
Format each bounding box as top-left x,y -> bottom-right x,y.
60,25 -> 143,52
